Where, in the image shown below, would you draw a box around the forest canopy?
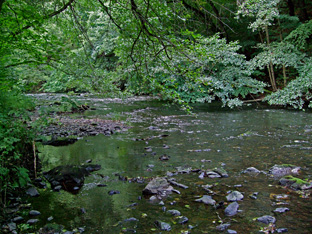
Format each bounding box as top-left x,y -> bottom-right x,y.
1,0 -> 312,109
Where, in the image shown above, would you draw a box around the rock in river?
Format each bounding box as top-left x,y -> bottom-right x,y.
155,221 -> 171,231
224,202 -> 239,216
226,191 -> 244,202
43,164 -> 101,194
142,177 -> 174,196
257,215 -> 276,224
26,187 -> 40,197
269,164 -> 300,177
279,175 -> 312,190
195,195 -> 216,206
243,167 -> 260,174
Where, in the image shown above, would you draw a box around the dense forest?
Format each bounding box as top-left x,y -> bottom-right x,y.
0,0 -> 312,231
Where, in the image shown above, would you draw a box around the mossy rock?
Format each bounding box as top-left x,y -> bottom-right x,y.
279,175 -> 312,190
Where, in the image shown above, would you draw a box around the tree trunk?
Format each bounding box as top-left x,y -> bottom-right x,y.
287,0 -> 295,16
265,26 -> 277,91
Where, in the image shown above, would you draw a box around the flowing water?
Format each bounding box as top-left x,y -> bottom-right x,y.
31,95 -> 312,233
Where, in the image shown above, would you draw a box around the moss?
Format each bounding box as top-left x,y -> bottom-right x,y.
280,164 -> 297,168
284,175 -> 309,185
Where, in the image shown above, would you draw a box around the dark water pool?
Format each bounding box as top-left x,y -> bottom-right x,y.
31,96 -> 312,233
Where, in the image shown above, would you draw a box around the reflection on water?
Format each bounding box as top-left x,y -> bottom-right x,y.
33,97 -> 312,233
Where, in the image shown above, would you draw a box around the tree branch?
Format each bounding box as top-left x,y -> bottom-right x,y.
12,0 -> 75,36
97,0 -> 122,30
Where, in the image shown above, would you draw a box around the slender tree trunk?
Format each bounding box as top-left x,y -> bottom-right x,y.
265,25 -> 277,91
278,19 -> 287,87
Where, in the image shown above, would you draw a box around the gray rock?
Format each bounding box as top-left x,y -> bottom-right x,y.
8,222 -> 16,231
195,195 -> 216,205
224,202 -> 239,216
155,221 -> 171,231
216,223 -> 230,231
226,191 -> 244,202
279,176 -> 312,190
12,216 -> 24,222
269,164 -> 300,177
276,228 -> 288,233
178,216 -> 189,224
243,167 -> 260,174
257,215 -> 276,224
213,168 -> 229,177
167,209 -> 181,216
27,219 -> 39,225
227,230 -> 237,234
142,177 -> 174,196
29,210 -> 41,216
26,187 -> 39,197
273,207 -> 289,213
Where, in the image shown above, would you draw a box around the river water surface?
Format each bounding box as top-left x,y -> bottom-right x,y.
32,95 -> 312,233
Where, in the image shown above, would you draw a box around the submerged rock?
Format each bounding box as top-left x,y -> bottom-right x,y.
43,164 -> 101,194
279,175 -> 312,190
142,177 -> 174,196
195,195 -> 216,206
257,215 -> 276,224
178,216 -> 189,224
269,164 -> 300,177
224,202 -> 239,216
226,191 -> 244,202
154,221 -> 171,231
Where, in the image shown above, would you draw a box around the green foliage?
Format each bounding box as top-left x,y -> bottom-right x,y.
285,20 -> 312,50
0,91 -> 34,207
265,58 -> 312,109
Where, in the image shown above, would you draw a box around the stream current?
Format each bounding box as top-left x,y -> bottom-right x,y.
31,95 -> 312,233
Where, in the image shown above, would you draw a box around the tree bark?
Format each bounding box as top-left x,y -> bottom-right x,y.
287,0 -> 295,16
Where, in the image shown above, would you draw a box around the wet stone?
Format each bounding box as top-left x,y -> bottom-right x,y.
226,191 -> 244,202
26,187 -> 39,197
227,230 -> 237,234
269,164 -> 300,177
8,223 -> 16,231
257,215 -> 276,224
279,176 -> 312,190
178,216 -> 189,224
213,168 -> 229,177
27,219 -> 39,225
224,202 -> 239,216
108,190 -> 120,195
243,167 -> 260,174
167,209 -> 181,216
276,228 -> 288,233
29,210 -> 41,216
12,216 -> 24,222
155,221 -> 171,231
142,177 -> 174,196
159,154 -> 170,161
273,207 -> 289,213
216,223 -> 230,231
195,195 -> 216,205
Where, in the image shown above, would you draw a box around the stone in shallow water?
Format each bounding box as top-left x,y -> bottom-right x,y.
178,216 -> 189,224
108,190 -> 120,195
216,223 -> 231,231
26,187 -> 39,197
269,164 -> 300,177
27,219 -> 39,225
213,167 -> 229,177
142,177 -> 173,196
227,230 -> 237,234
243,167 -> 260,174
257,215 -> 276,224
29,210 -> 41,216
276,228 -> 288,233
167,209 -> 181,216
273,207 -> 289,213
226,191 -> 244,202
195,195 -> 216,205
224,202 -> 239,216
279,176 -> 312,190
154,221 -> 171,231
